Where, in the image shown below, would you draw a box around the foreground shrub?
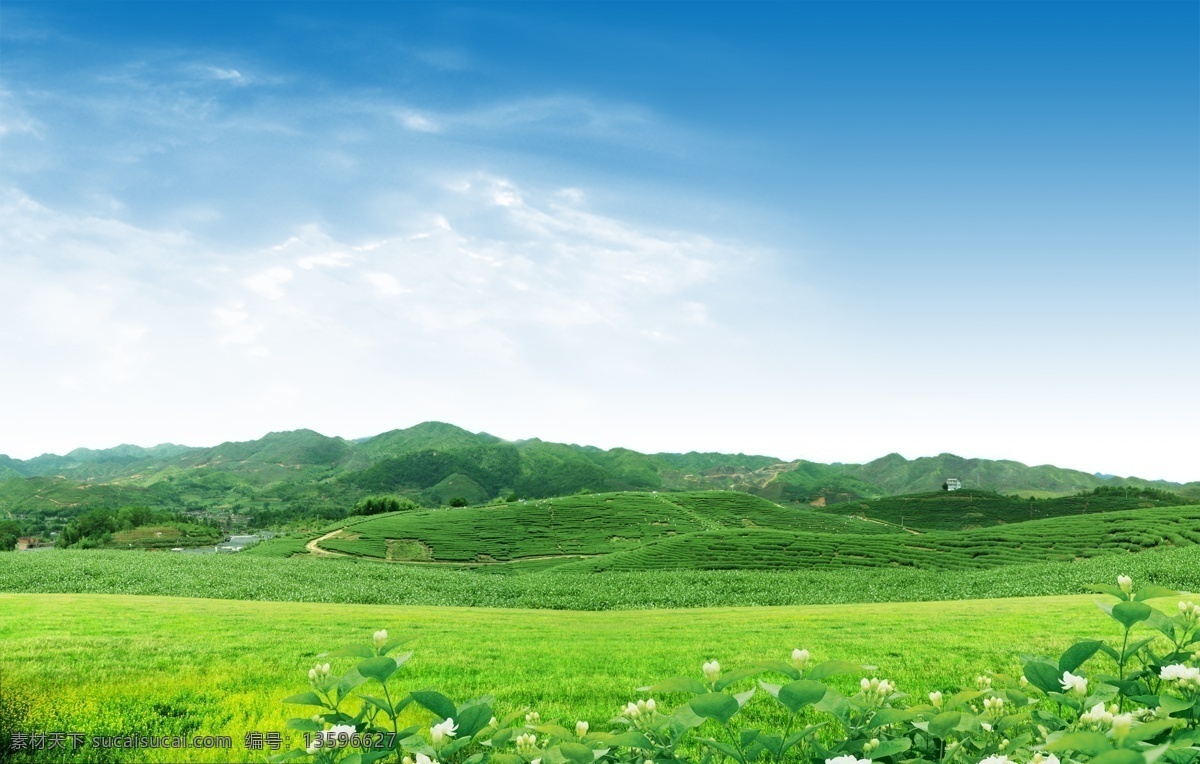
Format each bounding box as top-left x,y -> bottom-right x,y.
272,578 -> 1200,764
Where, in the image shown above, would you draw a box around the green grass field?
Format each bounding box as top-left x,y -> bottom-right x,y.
2,590 -> 1187,763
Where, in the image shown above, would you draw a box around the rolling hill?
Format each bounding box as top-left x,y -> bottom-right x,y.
2,422 -> 1196,543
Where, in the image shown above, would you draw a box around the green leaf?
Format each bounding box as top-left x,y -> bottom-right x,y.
1122,637 -> 1157,661
1088,584 -> 1129,600
357,656 -> 399,683
776,680 -> 827,713
754,660 -> 802,681
643,676 -> 709,695
1023,661 -> 1063,695
285,718 -> 322,732
1145,610 -> 1176,639
1089,751 -> 1145,764
359,694 -> 393,717
699,738 -> 743,763
806,660 -> 862,681
733,688 -> 755,708
337,669 -> 368,698
1110,601 -> 1153,629
489,755 -> 524,764
268,751 -> 310,763
1159,695 -> 1195,714
1046,731 -> 1114,756
780,724 -> 824,754
869,708 -> 914,728
1059,641 -> 1104,673
1125,718 -> 1180,742
1133,585 -> 1178,602
946,689 -> 986,710
381,636 -> 412,655
556,742 -> 595,764
715,667 -> 767,692
282,692 -> 327,707
606,731 -> 653,748
690,693 -> 741,724
928,712 -> 962,739
871,738 -> 911,758
411,690 -> 457,720
456,702 -> 494,739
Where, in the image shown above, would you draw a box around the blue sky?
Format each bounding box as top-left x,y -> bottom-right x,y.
1,2 -> 1196,481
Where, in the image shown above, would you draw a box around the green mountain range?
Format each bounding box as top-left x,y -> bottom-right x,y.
2,421 -> 1195,540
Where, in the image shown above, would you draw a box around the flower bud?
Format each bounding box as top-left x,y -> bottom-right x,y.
929,691 -> 943,708
703,660 -> 720,683
645,698 -> 656,712
1111,713 -> 1133,738
791,648 -> 810,668
525,711 -> 540,724
575,720 -> 589,737
373,629 -> 388,647
1117,574 -> 1133,594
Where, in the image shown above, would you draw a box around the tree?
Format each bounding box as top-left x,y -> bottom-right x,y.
0,520 -> 20,552
353,495 -> 419,516
449,497 -> 468,507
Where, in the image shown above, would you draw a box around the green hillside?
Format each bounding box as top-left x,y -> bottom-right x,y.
560,504 -> 1200,573
822,487 -> 1192,531
2,421 -> 1195,544
301,491 -> 903,563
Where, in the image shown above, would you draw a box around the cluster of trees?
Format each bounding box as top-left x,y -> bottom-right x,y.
0,520 -> 23,551
353,495 -> 420,516
57,506 -> 220,549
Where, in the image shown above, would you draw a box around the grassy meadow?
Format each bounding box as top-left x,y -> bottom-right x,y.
3,590 -> 1188,763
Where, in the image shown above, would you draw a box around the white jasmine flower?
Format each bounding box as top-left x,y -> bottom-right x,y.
825,756 -> 871,764
1030,754 -> 1060,764
489,716 -> 498,727
1080,702 -> 1113,728
430,718 -> 458,745
1111,713 -> 1133,738
703,660 -> 721,682
645,698 -> 656,712
373,629 -> 388,647
525,711 -> 540,724
623,701 -> 641,719
575,720 -> 589,737
1019,675 -> 1029,688
976,675 -> 992,689
416,755 -> 438,764
792,648 -> 810,668
860,677 -> 872,691
981,722 -> 993,732
1117,575 -> 1133,594
979,756 -> 1010,764
929,691 -> 943,708
1059,671 -> 1087,694
515,733 -> 538,755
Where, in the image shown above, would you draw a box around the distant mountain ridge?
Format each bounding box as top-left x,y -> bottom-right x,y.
1,422 -> 1196,537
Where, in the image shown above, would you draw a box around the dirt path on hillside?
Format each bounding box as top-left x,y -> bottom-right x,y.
306,529 -> 350,557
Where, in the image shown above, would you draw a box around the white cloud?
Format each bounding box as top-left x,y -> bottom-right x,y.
396,110 -> 439,133
206,66 -> 246,83
243,267 -> 294,300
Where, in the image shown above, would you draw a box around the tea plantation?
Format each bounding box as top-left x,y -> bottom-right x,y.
562,504 -> 1200,572
820,487 -> 1192,531
305,491 -> 902,562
